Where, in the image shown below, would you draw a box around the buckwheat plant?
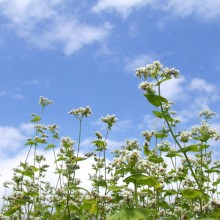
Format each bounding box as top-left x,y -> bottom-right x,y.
1,61 -> 220,220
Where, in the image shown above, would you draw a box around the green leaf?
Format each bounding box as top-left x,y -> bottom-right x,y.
154,129 -> 169,139
4,206 -> 20,216
166,151 -> 183,158
148,155 -> 164,163
30,115 -> 41,123
163,189 -> 178,197
44,144 -> 55,151
35,137 -> 47,144
29,165 -> 39,172
152,111 -> 173,122
107,208 -> 148,220
144,94 -> 168,107
213,178 -> 220,186
182,189 -> 202,199
123,175 -> 161,188
107,185 -> 126,192
178,144 -> 209,153
24,190 -> 39,197
81,199 -> 97,214
143,145 -> 151,156
178,144 -> 199,153
25,140 -> 36,146
205,169 -> 220,174
93,179 -> 107,187
91,140 -> 106,150
55,156 -> 65,162
74,157 -> 87,162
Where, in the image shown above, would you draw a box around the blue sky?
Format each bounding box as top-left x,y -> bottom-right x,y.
1,0 -> 220,189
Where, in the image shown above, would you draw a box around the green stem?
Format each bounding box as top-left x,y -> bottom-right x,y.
158,84 -> 207,202
73,118 -> 82,180
134,181 -> 138,208
104,128 -> 109,196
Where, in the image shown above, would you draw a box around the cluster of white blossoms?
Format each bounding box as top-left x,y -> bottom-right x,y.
136,60 -> 163,79
160,67 -> 180,79
141,130 -> 155,142
179,130 -> 192,143
34,123 -> 47,131
136,60 -> 180,80
101,114 -> 118,129
39,96 -> 53,107
47,123 -> 59,132
119,188 -> 134,202
199,108 -> 216,120
68,106 -> 92,118
138,81 -> 155,94
60,137 -> 75,148
155,140 -> 171,151
191,121 -> 220,141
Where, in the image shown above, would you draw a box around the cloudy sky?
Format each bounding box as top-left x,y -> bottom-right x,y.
1,0 -> 220,193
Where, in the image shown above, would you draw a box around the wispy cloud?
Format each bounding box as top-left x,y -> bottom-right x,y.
92,0 -> 155,18
161,77 -> 186,102
0,0 -> 111,55
0,126 -> 26,151
0,123 -> 34,153
189,78 -> 216,93
0,90 -> 25,100
164,0 -> 220,21
124,54 -> 155,73
92,0 -> 220,22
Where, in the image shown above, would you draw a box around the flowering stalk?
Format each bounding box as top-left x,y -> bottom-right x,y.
157,81 -> 207,202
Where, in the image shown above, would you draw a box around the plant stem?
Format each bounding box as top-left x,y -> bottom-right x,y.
158,84 -> 207,202
134,181 -> 138,208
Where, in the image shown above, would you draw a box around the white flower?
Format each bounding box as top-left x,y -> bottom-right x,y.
138,81 -> 155,94
179,131 -> 192,143
69,106 -> 92,118
199,108 -> 216,120
101,114 -> 117,129
39,96 -> 53,107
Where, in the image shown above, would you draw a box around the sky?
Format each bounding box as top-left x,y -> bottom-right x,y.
1,0 -> 220,196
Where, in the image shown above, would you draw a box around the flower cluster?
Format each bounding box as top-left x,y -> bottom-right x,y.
141,130 -> 155,141
191,121 -> 220,141
69,106 -> 92,118
101,114 -> 117,129
136,60 -> 180,80
199,108 -> 216,120
39,96 -> 53,107
179,130 -> 192,143
138,81 -> 155,94
136,60 -> 163,79
160,67 -> 180,79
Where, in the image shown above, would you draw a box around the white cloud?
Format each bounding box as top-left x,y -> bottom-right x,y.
0,0 -> 111,55
0,126 -> 25,151
138,114 -> 156,130
19,123 -> 35,135
92,0 -> 155,18
112,119 -> 132,131
124,54 -> 155,72
161,77 -> 186,101
165,0 -> 220,21
0,90 -> 9,97
0,90 -> 25,100
0,123 -> 34,153
22,79 -> 40,86
189,78 -> 216,93
93,0 -> 220,21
